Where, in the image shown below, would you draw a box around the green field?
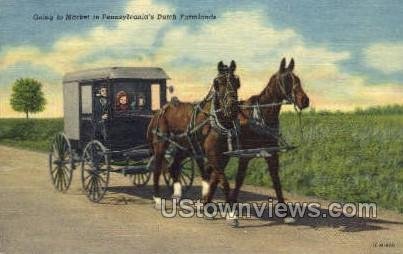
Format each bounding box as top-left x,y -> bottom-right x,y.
0,118 -> 63,151
226,110 -> 403,213
0,107 -> 402,212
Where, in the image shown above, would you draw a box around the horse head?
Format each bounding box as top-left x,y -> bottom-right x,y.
266,58 -> 309,110
213,60 -> 241,121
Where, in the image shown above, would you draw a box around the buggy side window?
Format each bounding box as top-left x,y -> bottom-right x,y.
130,92 -> 146,111
81,85 -> 92,114
138,94 -> 146,107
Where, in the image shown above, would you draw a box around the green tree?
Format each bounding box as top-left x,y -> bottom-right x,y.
10,78 -> 46,119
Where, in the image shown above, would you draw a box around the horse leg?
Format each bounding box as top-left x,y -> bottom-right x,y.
202,165 -> 216,203
219,165 -> 239,227
169,154 -> 185,202
217,156 -> 231,203
230,158 -> 250,204
152,142 -> 167,210
202,158 -> 230,204
205,166 -> 238,227
266,153 -> 295,223
195,157 -> 210,199
202,155 -> 238,227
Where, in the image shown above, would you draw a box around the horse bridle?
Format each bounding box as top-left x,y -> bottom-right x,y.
276,71 -> 297,105
215,71 -> 239,118
208,71 -> 240,151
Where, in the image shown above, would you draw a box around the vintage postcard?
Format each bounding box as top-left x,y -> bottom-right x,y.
0,0 -> 402,253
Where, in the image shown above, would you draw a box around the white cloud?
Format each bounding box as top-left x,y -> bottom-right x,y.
364,42 -> 403,73
1,0 -> 403,117
0,0 -> 172,74
156,11 -> 352,102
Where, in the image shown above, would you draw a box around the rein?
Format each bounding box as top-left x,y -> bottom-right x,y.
209,92 -> 240,151
242,72 -> 304,148
152,79 -> 240,154
239,72 -> 296,110
239,101 -> 292,109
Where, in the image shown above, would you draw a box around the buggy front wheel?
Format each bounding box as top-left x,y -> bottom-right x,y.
81,140 -> 110,202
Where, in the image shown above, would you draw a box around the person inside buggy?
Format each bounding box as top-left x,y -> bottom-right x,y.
115,90 -> 130,111
94,86 -> 111,142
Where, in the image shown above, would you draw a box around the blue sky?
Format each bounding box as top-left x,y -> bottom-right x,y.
1,0 -> 403,116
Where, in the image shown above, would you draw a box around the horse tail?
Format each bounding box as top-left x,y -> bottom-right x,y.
146,104 -> 169,153
146,114 -> 157,152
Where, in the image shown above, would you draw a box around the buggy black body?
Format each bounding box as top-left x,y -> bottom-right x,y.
62,67 -> 169,155
47,67 -> 197,202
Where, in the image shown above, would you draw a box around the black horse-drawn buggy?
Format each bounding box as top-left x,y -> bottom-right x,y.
49,59 -> 308,220
49,67 -> 195,202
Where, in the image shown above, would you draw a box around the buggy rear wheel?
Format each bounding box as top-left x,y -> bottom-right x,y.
131,159 -> 154,187
81,140 -> 110,202
131,157 -> 153,187
49,133 -> 73,192
163,157 -> 195,194
131,171 -> 151,186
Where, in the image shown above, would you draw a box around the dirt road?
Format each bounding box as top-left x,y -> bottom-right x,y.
0,145 -> 402,254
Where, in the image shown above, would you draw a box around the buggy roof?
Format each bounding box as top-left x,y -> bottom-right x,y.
63,67 -> 169,83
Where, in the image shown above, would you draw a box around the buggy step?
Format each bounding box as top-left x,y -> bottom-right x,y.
111,165 -> 150,175
224,146 -> 297,158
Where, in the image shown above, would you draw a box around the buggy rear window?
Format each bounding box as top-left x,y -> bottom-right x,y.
81,85 -> 92,114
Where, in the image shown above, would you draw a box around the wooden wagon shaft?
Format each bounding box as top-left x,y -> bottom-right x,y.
223,145 -> 297,158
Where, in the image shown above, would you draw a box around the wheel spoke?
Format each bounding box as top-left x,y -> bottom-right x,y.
92,178 -> 99,201
49,133 -> 73,192
56,170 -> 62,190
63,167 -> 70,189
84,175 -> 92,191
96,176 -> 103,190
60,170 -> 66,190
180,174 -> 189,186
88,178 -> 94,198
98,167 -> 108,176
81,140 -> 109,202
98,175 -> 107,185
84,161 -> 93,169
83,172 -> 92,182
52,145 -> 59,160
97,176 -> 105,191
51,166 -> 58,178
63,166 -> 71,180
53,169 -> 59,187
181,170 -> 191,179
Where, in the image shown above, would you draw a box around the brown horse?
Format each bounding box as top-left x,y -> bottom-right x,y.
147,61 -> 241,215
229,58 -> 310,224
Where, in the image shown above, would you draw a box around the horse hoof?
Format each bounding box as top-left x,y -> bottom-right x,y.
228,219 -> 239,228
154,203 -> 163,210
153,196 -> 162,210
204,214 -> 215,220
171,196 -> 181,205
283,217 -> 296,224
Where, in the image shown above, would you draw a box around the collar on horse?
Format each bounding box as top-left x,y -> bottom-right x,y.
153,81 -> 240,154
189,87 -> 240,152
241,72 -> 303,148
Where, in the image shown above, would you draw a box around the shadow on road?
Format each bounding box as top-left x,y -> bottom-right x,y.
105,185 -> 403,233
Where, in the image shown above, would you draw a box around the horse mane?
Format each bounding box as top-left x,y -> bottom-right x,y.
244,74 -> 278,105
